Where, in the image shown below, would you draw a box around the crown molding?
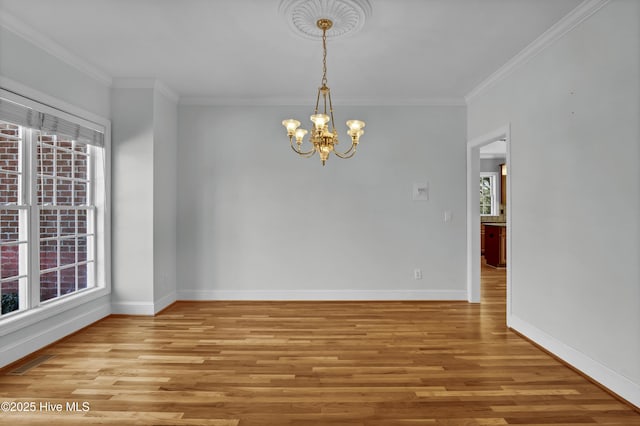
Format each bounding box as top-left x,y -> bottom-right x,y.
480,153 -> 507,160
154,80 -> 180,104
179,96 -> 305,106
0,10 -> 112,87
334,97 -> 466,107
179,96 -> 466,107
112,78 -> 179,104
111,77 -> 156,89
465,0 -> 610,104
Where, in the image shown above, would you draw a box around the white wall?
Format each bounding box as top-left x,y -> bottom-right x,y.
153,90 -> 178,310
177,105 -> 467,300
468,0 -> 640,406
111,88 -> 155,312
111,83 -> 178,314
0,23 -> 111,367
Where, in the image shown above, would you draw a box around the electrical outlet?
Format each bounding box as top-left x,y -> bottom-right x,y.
414,268 -> 422,280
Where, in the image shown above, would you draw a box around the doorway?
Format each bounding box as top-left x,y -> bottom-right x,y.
466,126 -> 511,323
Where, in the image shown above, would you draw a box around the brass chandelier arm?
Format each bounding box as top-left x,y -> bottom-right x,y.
290,137 -> 316,157
327,87 -> 336,134
314,87 -> 321,115
333,141 -> 357,159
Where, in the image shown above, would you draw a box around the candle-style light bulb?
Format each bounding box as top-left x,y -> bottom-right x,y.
282,119 -> 301,136
310,114 -> 330,128
294,128 -> 308,144
347,120 -> 365,132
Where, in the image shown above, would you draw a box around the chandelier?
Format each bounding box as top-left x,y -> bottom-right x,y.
282,18 -> 365,166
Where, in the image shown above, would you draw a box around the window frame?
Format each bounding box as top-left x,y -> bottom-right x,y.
480,172 -> 499,217
0,88 -> 110,336
35,133 -> 97,304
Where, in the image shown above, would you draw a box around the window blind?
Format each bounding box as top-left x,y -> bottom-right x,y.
0,96 -> 104,147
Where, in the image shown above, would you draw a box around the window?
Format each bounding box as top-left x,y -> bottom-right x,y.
480,173 -> 498,216
37,134 -> 95,302
1,123 -> 26,315
0,91 -> 108,319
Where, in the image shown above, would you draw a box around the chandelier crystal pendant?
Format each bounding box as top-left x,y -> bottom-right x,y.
282,18 -> 365,166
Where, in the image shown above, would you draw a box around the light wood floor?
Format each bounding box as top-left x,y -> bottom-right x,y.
1,261 -> 638,425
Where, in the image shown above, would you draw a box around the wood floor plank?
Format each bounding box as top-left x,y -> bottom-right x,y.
0,259 -> 638,424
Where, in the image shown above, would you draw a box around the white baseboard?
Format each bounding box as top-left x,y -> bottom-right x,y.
153,291 -> 177,314
509,314 -> 640,408
0,302 -> 110,368
110,301 -> 155,315
176,289 -> 468,301
111,292 -> 177,315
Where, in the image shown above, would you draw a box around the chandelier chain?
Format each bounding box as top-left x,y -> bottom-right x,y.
321,27 -> 328,87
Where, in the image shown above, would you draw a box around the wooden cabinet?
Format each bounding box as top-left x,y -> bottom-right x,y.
499,227 -> 507,266
480,224 -> 485,255
484,224 -> 506,267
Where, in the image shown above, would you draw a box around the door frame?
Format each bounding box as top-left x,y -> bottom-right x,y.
466,125 -> 511,322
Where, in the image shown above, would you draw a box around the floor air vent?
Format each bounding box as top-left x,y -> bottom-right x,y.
8,355 -> 55,375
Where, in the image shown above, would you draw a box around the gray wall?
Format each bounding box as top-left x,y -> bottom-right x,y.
153,89 -> 178,308
468,0 -> 640,405
177,105 -> 468,299
480,158 -> 504,173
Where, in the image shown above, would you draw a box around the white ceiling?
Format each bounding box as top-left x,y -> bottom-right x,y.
480,140 -> 507,157
0,0 -> 583,103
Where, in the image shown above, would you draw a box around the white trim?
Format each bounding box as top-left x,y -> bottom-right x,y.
466,125 -> 511,309
509,315 -> 640,409
0,87 -> 111,339
154,81 -> 180,104
479,153 -> 507,160
0,10 -> 112,86
0,287 -> 110,336
0,88 -> 105,133
0,301 -> 110,368
111,78 -> 157,90
110,301 -> 155,316
176,289 -> 468,301
153,291 -> 177,314
465,0 -> 610,104
112,78 -> 179,104
111,295 -> 177,315
179,96 -> 466,107
340,97 -> 466,107
0,76 -> 110,128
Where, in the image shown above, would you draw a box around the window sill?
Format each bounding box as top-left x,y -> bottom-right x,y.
0,287 -> 110,337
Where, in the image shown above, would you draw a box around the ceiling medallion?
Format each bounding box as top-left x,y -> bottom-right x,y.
278,0 -> 372,39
